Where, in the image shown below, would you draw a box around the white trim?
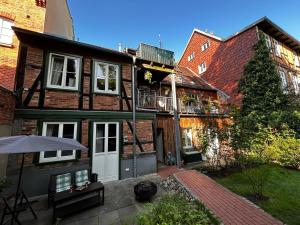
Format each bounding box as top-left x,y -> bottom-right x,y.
0,17 -> 14,45
182,128 -> 193,149
46,53 -> 80,90
93,122 -> 119,155
198,62 -> 206,74
93,61 -> 120,94
39,122 -> 77,163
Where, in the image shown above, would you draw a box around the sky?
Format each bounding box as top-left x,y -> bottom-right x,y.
68,0 -> 300,61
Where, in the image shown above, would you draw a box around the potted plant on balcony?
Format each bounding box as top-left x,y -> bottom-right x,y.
180,95 -> 197,105
203,99 -> 212,115
144,70 -> 153,84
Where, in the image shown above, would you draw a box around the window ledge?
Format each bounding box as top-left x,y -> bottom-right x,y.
0,42 -> 13,48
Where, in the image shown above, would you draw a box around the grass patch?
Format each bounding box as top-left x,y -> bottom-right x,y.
136,194 -> 219,225
215,165 -> 300,225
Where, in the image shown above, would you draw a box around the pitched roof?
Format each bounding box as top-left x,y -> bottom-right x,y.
161,66 -> 216,91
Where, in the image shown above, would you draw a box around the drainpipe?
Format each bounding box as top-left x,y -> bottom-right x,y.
171,73 -> 181,168
132,56 -> 137,177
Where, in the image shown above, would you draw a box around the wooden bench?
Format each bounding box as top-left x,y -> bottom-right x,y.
52,182 -> 104,223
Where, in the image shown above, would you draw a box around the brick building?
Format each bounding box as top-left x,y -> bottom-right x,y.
178,17 -> 300,105
8,26 -> 229,196
0,0 -> 74,179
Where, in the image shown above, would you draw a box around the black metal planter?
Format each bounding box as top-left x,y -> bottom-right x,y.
134,181 -> 157,202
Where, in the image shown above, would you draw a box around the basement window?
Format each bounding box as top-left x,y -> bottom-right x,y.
0,17 -> 13,45
47,53 -> 81,90
198,62 -> 206,74
93,61 -> 119,94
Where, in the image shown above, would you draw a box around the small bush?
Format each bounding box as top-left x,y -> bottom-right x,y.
137,195 -> 217,225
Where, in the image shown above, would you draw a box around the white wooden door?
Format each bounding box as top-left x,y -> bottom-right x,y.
92,122 -> 119,182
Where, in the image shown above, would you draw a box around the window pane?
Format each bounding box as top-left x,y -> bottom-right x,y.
46,124 -> 59,137
96,138 -> 105,153
44,151 -> 57,158
61,150 -> 73,156
51,56 -> 64,86
97,78 -> 105,90
108,79 -> 116,91
108,65 -> 117,79
62,124 -> 75,139
96,64 -> 106,78
108,124 -> 116,137
108,138 -> 116,152
96,124 -> 105,138
67,58 -> 77,73
45,124 -> 59,158
66,72 -> 76,87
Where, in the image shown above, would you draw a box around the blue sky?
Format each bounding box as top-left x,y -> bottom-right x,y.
68,0 -> 300,61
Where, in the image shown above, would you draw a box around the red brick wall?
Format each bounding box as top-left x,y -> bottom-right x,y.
20,47 -> 133,110
0,87 -> 15,125
0,0 -> 46,90
123,120 -> 154,158
179,27 -> 259,106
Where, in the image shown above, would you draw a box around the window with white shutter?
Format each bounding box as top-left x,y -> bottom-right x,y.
0,17 -> 13,45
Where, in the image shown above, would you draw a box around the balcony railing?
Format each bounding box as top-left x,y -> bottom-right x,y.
137,43 -> 175,66
137,89 -> 221,114
137,89 -> 173,111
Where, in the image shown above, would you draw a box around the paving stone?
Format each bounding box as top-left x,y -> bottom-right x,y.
98,210 -> 120,225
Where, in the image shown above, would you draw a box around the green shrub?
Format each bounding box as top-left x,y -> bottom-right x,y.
137,195 -> 217,225
267,136 -> 300,169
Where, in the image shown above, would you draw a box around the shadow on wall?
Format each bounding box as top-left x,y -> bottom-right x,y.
202,28 -> 258,106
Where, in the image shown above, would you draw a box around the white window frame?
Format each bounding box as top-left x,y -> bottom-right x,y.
187,52 -> 195,62
198,62 -> 206,74
279,70 -> 288,90
182,128 -> 193,149
0,17 -> 13,45
93,122 -> 119,155
264,34 -> 272,51
292,75 -> 299,94
294,53 -> 300,67
274,40 -> 281,57
93,61 -> 120,94
201,41 -> 210,51
46,53 -> 80,90
39,122 -> 77,163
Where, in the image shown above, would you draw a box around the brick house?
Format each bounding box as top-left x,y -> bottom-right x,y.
8,26 -> 230,196
178,17 -> 300,106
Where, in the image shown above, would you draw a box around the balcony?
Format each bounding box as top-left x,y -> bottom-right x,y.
137,43 -> 175,66
137,89 -> 173,111
137,89 -> 222,115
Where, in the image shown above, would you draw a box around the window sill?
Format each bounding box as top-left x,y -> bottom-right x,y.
93,91 -> 120,96
0,42 -> 13,48
45,86 -> 80,93
36,158 -> 78,166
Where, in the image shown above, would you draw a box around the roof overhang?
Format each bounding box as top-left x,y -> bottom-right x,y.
12,26 -> 133,63
256,18 -> 300,54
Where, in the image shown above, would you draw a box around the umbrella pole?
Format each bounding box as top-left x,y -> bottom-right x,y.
11,153 -> 25,225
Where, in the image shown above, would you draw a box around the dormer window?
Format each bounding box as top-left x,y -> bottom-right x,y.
201,41 -> 210,51
198,62 -> 206,74
187,52 -> 195,62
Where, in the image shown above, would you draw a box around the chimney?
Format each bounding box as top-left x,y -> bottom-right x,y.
118,43 -> 123,52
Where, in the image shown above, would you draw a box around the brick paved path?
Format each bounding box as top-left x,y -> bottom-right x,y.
175,170 -> 283,225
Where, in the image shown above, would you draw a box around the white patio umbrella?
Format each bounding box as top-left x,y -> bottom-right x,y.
0,135 -> 88,225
